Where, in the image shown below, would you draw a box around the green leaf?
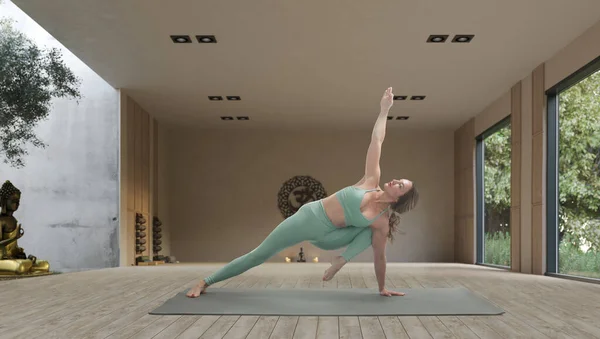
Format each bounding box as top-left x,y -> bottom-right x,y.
0,18 -> 81,168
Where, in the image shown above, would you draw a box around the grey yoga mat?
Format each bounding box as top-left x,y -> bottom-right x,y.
149,287 -> 505,316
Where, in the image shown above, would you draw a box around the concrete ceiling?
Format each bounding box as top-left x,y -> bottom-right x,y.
11,0 -> 600,131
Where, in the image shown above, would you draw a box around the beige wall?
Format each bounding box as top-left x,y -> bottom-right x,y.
474,91 -> 511,137
545,20 -> 600,90
454,18 -> 600,274
119,91 -> 169,266
453,119 -> 475,264
166,129 -> 455,264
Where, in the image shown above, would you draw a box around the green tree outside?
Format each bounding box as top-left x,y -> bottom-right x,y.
483,69 -> 600,278
0,16 -> 81,168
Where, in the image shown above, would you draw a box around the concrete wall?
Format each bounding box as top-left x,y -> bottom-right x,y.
0,1 -> 119,272
166,128 -> 455,264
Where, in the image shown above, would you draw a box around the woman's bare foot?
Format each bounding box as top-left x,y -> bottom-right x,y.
186,280 -> 208,298
323,256 -> 347,281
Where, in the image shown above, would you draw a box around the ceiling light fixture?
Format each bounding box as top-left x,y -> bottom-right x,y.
410,96 -> 426,100
236,116 -> 249,120
170,35 -> 192,43
393,95 -> 408,100
221,116 -> 234,120
208,96 -> 223,101
427,35 -> 448,43
452,35 -> 474,43
196,35 -> 217,43
227,96 -> 241,101
387,116 -> 394,120
396,116 -> 409,120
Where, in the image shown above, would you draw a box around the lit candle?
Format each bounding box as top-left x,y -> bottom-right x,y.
285,257 -> 291,263
313,257 -> 319,263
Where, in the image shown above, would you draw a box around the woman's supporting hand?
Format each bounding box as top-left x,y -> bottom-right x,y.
379,288 -> 405,297
380,87 -> 394,112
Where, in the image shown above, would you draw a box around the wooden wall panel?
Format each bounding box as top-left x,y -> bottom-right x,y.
454,216 -> 460,261
153,119 -> 159,213
127,210 -> 135,266
511,144 -> 522,207
465,118 -> 475,169
520,74 -> 534,275
454,172 -> 460,215
453,128 -> 462,262
127,98 -> 135,210
511,83 -> 522,144
454,118 -> 475,264
531,63 -> 546,275
141,110 -> 150,214
510,206 -> 521,271
532,64 -> 546,135
510,142 -> 522,272
145,116 -> 154,259
465,216 -> 475,264
134,104 -> 143,212
532,204 -> 546,275
120,93 -> 161,266
510,82 -> 522,272
465,168 -> 474,218
532,134 -> 544,205
457,213 -> 465,263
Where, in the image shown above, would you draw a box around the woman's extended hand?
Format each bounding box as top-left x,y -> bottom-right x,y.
380,87 -> 394,112
379,288 -> 405,297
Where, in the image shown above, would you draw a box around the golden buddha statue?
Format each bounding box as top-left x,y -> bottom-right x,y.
0,180 -> 50,275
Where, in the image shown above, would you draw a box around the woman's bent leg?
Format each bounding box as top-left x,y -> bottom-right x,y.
339,227 -> 372,261
203,204 -> 328,286
312,226 -> 373,281
311,226 -> 373,261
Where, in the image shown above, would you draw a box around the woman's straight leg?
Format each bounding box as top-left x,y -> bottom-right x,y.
203,202 -> 330,285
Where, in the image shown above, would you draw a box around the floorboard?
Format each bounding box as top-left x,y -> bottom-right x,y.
1,263 -> 599,339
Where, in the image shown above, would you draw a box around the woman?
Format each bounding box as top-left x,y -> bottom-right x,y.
186,87 -> 419,298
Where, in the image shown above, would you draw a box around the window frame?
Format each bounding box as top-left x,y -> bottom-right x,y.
545,55 -> 600,284
475,115 -> 512,269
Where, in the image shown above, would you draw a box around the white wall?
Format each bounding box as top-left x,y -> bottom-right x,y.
165,128 -> 455,264
0,1 -> 119,272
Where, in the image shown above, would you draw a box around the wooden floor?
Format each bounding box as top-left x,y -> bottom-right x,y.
1,263 -> 600,339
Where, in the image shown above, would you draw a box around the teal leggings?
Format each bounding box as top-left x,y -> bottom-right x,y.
203,200 -> 372,285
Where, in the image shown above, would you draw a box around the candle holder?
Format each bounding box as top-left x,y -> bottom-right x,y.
297,247 -> 306,262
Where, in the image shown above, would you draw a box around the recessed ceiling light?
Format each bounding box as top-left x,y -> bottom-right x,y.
393,95 -> 408,100
396,116 -> 409,120
427,35 -> 448,43
208,96 -> 223,101
170,35 -> 192,43
387,116 -> 394,120
452,35 -> 474,43
237,116 -> 249,120
196,35 -> 217,43
410,96 -> 426,100
227,96 -> 241,101
221,116 -> 234,120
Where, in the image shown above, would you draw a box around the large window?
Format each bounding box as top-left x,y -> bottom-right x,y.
548,57 -> 600,281
476,117 -> 512,268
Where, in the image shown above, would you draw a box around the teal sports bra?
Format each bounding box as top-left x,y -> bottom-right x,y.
335,186 -> 390,227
